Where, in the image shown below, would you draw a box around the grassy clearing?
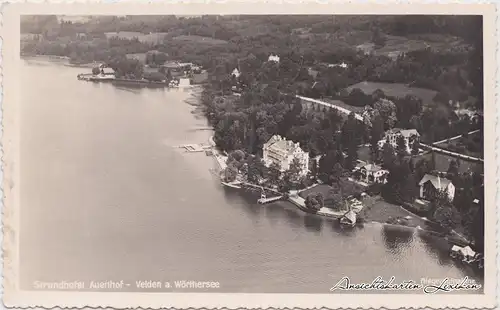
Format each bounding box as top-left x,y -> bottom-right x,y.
353,31 -> 468,58
360,196 -> 435,230
299,180 -> 366,201
299,184 -> 332,199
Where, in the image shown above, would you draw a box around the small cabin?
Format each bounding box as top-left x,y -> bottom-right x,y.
340,210 -> 357,227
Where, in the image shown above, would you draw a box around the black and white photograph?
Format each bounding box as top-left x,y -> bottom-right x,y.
1,4 -> 497,309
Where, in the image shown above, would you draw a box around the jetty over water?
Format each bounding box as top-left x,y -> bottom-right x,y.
257,196 -> 283,204
177,143 -> 212,153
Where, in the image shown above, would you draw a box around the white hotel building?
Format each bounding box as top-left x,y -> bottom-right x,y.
378,128 -> 420,154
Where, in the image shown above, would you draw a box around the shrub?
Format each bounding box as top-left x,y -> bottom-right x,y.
305,192 -> 324,212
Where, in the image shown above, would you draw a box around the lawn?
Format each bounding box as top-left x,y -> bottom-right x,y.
346,81 -> 438,107
359,196 -> 440,232
373,35 -> 429,58
353,31 -> 468,59
299,184 -> 333,199
299,180 -> 366,201
360,196 -> 411,222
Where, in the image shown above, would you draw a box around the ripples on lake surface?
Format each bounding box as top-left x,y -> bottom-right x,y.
19,61 -> 483,293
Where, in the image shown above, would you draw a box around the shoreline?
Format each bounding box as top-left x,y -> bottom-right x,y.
207,135 -> 472,247
196,80 -> 474,250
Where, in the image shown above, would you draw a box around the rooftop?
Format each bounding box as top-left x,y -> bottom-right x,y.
264,135 -> 305,156
419,174 -> 452,190
361,163 -> 386,173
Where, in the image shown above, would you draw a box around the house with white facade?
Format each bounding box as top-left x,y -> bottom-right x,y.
98,64 -> 115,75
378,128 -> 420,154
353,163 -> 389,184
268,54 -> 280,63
231,68 -> 241,78
263,135 -> 309,176
418,174 -> 455,201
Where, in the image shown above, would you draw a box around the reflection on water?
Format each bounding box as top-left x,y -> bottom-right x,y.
419,232 -> 455,266
382,224 -> 415,255
303,214 -> 323,234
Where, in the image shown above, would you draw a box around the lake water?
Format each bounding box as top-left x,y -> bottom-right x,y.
19,60 -> 483,294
